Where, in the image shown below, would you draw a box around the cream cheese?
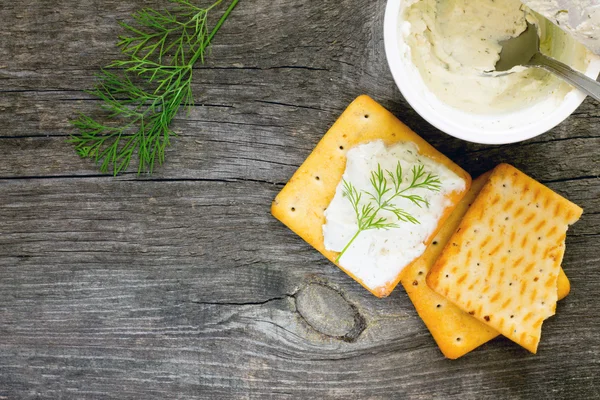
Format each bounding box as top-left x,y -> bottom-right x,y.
322,140 -> 465,291
522,0 -> 600,55
402,0 -> 592,113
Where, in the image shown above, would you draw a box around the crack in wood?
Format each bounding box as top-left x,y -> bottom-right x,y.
0,174 -> 285,186
0,88 -> 83,94
254,100 -> 331,112
514,135 -> 600,147
540,175 -> 599,184
221,154 -> 298,168
128,177 -> 285,186
0,173 -> 133,180
172,118 -> 287,129
462,138 -> 600,157
188,295 -> 292,307
194,65 -> 330,72
570,233 -> 600,238
0,134 -> 71,139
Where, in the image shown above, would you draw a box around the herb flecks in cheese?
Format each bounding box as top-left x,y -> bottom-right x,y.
402,0 -> 592,113
522,0 -> 600,55
322,140 -> 465,291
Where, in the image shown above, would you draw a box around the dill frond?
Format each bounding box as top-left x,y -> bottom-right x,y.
336,162 -> 441,262
69,0 -> 239,175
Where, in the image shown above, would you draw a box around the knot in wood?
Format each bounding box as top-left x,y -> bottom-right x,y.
296,284 -> 364,340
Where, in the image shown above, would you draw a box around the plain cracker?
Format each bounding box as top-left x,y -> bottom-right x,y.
427,164 -> 582,353
403,172 -> 571,359
271,95 -> 471,297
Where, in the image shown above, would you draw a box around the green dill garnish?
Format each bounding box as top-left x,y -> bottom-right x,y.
69,0 -> 239,175
336,162 -> 442,262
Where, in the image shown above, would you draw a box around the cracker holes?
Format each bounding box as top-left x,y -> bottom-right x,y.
412,280 -> 418,286
364,114 -> 370,119
339,145 -> 344,150
510,315 -> 514,319
418,271 -> 424,275
432,241 -> 438,245
456,337 -> 462,342
436,304 -> 442,309
315,176 -> 320,181
291,207 -> 296,212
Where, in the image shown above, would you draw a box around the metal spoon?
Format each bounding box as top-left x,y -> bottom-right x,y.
494,22 -> 600,102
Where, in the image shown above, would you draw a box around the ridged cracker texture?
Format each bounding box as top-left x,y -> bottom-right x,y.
403,171 -> 571,359
271,95 -> 471,297
427,164 -> 582,353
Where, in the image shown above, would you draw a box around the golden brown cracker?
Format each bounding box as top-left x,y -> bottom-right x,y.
403,172 -> 571,359
271,95 -> 471,297
427,164 -> 582,353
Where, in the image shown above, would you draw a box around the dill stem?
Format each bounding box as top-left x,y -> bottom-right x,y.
189,0 -> 239,66
336,229 -> 362,263
364,185 -> 411,228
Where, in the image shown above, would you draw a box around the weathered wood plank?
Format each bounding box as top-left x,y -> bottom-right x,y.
1,0 -> 600,398
1,93 -> 599,183
0,178 -> 599,399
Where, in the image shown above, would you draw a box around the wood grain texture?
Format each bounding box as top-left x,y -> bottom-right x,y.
0,0 -> 599,399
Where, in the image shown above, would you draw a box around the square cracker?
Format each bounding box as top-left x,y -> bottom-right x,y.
403,172 -> 571,359
271,95 -> 471,297
427,164 -> 582,353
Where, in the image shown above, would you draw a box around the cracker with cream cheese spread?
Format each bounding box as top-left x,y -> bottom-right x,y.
271,95 -> 471,297
403,171 -> 571,359
427,164 -> 582,353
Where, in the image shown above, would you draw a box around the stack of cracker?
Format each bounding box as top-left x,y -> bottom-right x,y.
405,167 -> 578,358
426,164 -> 582,355
272,96 -> 582,358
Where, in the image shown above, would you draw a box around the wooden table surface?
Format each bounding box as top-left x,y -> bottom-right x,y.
1,1 -> 599,398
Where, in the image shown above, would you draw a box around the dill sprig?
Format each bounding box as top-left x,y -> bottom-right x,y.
69,0 -> 239,175
336,162 -> 442,262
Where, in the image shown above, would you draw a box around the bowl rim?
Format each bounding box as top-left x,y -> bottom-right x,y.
383,0 -> 600,145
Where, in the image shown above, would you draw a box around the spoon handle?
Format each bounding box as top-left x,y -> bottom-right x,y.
529,52 -> 600,102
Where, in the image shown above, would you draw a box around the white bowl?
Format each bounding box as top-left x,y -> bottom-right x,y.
383,0 -> 600,145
